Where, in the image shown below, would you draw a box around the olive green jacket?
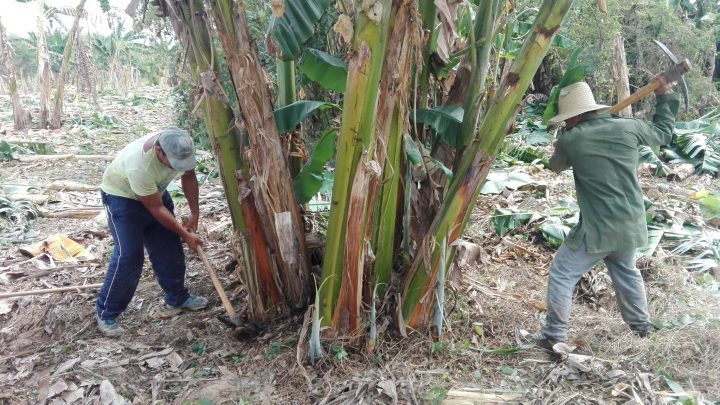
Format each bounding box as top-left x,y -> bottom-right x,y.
549,93 -> 680,253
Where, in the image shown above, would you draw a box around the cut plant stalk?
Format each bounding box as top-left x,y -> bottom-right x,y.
0,18 -> 31,130
49,0 -> 86,130
309,280 -> 325,364
75,32 -> 99,105
401,0 -> 575,329
37,0 -> 51,129
367,283 -> 380,353
432,234 -> 447,340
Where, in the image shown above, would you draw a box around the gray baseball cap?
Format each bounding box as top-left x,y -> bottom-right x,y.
158,127 -> 196,171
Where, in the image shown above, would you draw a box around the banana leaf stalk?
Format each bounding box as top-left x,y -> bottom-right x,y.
319,0 -> 393,326
371,107 -> 404,298
401,0 -> 575,329
458,0 -> 499,149
370,0 -> 422,300
209,0 -> 313,309
276,59 -> 305,177
415,0 -> 437,113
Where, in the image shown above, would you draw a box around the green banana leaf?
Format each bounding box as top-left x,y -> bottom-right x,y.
292,129 -> 337,204
638,146 -> 669,176
637,228 -> 664,257
412,105 -> 464,149
0,141 -> 13,162
540,221 -> 571,247
542,48 -> 586,125
403,133 -> 427,176
273,100 -> 337,133
664,140 -> 720,175
480,171 -> 536,195
492,208 -> 534,237
403,133 -> 423,165
269,0 -> 332,60
299,48 -> 348,92
429,157 -> 453,181
699,194 -> 720,225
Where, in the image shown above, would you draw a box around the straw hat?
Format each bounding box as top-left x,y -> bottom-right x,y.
548,81 -> 609,124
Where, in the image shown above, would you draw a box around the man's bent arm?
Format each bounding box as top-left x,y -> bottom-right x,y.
136,192 -> 201,251
636,93 -> 680,147
181,169 -> 200,232
549,137 -> 570,173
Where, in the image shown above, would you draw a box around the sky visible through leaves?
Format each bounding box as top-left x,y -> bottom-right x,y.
1,0 -> 132,37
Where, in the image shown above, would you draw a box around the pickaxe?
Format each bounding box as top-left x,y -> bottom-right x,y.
607,40 -> 691,113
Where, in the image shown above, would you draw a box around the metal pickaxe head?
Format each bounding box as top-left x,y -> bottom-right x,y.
653,40 -> 690,111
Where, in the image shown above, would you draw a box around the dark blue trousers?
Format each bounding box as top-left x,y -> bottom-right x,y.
96,191 -> 189,321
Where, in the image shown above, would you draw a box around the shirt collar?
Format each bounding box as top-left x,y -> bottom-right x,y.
582,113 -> 612,122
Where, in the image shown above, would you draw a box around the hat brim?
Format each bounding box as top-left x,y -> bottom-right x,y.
548,104 -> 610,125
168,154 -> 197,172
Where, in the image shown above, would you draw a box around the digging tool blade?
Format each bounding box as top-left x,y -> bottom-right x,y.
653,40 -> 690,111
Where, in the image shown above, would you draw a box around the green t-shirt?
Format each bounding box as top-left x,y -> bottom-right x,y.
101,133 -> 180,199
549,93 -> 680,253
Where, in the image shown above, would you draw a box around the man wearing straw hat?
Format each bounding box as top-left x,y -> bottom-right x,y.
537,79 -> 679,353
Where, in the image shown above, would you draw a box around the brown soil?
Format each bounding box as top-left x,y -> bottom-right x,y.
1,88 -> 719,404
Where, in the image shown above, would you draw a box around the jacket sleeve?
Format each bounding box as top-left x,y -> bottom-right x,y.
634,93 -> 680,147
549,133 -> 570,173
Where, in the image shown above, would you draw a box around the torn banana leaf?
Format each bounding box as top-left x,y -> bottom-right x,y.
492,208 -> 537,237
540,221 -> 571,247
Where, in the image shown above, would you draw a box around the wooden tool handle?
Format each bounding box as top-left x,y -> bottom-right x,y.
607,80 -> 662,114
607,59 -> 691,114
0,283 -> 103,299
197,246 -> 236,318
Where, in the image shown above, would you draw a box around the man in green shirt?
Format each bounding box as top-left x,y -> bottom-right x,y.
539,79 -> 679,352
96,127 -> 207,336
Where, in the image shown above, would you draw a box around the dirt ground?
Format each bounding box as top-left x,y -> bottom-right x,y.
1,87 -> 719,404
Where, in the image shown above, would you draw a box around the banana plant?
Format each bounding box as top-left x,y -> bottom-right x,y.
269,0 -> 334,176
208,0 -> 314,310
401,0 -> 576,329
